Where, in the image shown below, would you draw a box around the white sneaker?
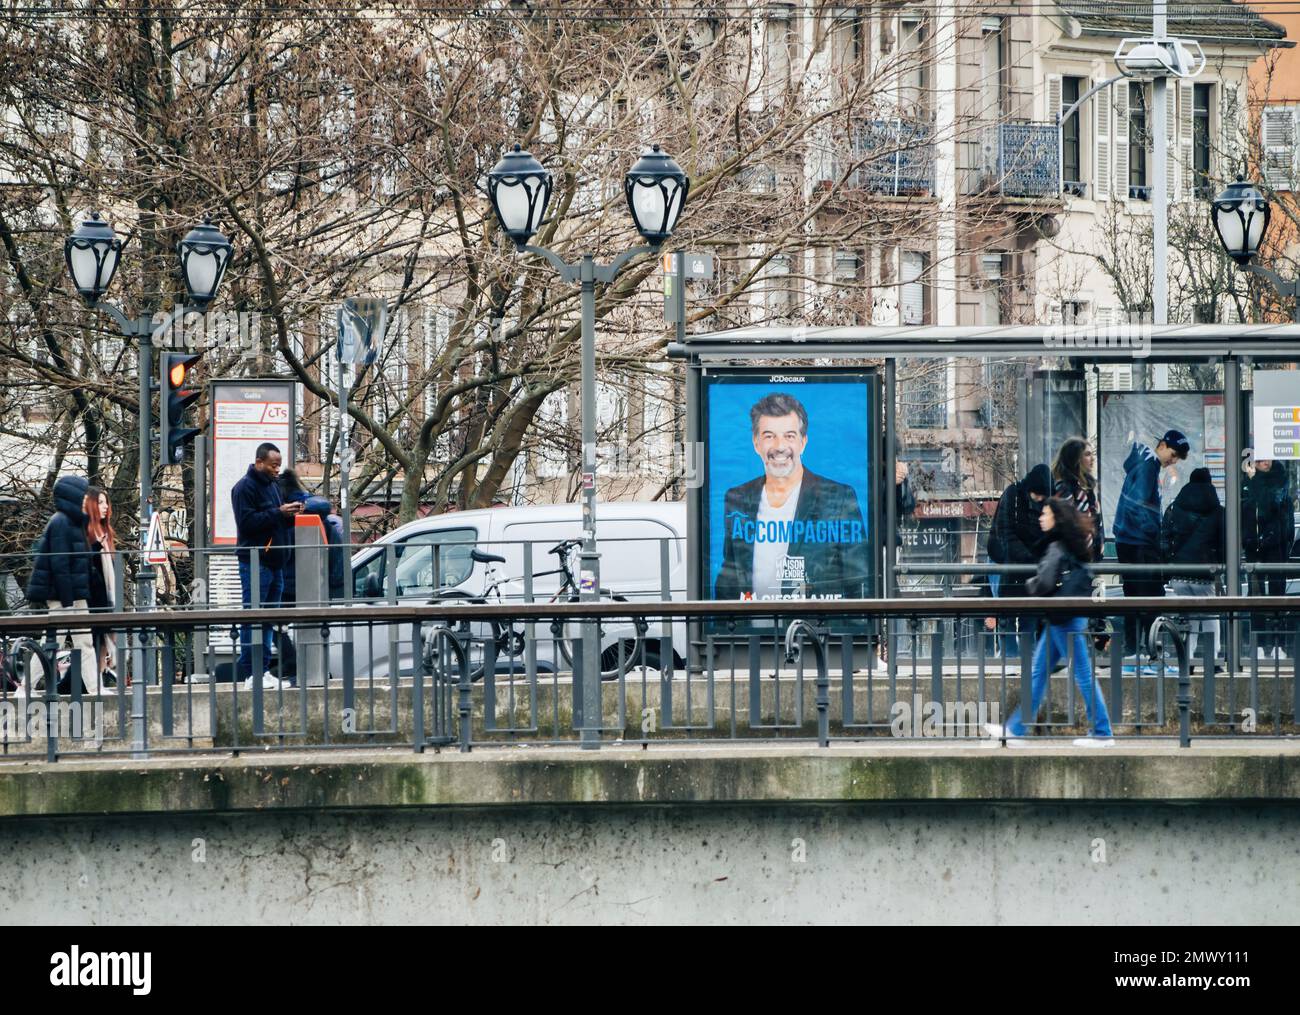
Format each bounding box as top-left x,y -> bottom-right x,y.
1258,646 -> 1270,661
1277,647 -> 1289,661
1072,737 -> 1116,747
243,670 -> 286,690
983,723 -> 1006,739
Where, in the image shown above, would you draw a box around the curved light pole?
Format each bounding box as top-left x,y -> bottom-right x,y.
486,143 -> 688,749
65,213 -> 232,754
1210,177 -> 1298,322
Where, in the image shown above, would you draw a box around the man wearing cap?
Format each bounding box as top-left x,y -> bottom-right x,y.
1113,428 -> 1190,655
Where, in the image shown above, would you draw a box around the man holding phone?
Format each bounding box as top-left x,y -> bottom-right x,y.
231,442 -> 302,689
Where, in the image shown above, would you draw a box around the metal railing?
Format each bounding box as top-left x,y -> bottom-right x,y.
853,118 -> 935,195
1,596 -> 1296,760
977,121 -> 1061,198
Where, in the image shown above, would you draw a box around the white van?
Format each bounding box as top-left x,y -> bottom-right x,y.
330,501 -> 687,681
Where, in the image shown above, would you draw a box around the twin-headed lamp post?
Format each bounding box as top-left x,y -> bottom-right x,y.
64,212 -> 233,607
484,142 -> 688,748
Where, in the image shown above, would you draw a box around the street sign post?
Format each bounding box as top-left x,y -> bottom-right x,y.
335,297 -> 388,569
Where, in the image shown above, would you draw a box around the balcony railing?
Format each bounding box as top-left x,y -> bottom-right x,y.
853,118 -> 935,196
976,121 -> 1061,198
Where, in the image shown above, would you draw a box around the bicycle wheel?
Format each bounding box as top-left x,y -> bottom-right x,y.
555,591 -> 647,681
424,592 -> 483,683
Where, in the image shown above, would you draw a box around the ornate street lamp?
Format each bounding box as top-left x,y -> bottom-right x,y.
1210,177 -> 1298,322
624,144 -> 690,245
1211,177 -> 1271,267
177,217 -> 234,310
63,213 -> 123,306
487,141 -> 690,749
485,144 -> 553,250
64,212 -> 235,635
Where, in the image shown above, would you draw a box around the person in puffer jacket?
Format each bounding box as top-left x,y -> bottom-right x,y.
1113,428 -> 1189,656
986,497 -> 1114,746
1160,467 -> 1224,667
277,470 -> 345,603
25,475 -> 99,694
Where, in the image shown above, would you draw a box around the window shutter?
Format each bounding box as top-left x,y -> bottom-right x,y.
1262,106 -> 1295,192
1047,75 -> 1063,190
1113,83 -> 1129,201
1179,81 -> 1194,197
1220,82 -> 1241,177
1165,84 -> 1177,201
901,251 -> 925,325
1095,81 -> 1111,199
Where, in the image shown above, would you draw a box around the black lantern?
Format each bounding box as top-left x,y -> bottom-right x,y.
1211,177 -> 1271,267
177,217 -> 233,310
64,213 -> 124,306
486,144 -> 553,250
623,144 -> 689,246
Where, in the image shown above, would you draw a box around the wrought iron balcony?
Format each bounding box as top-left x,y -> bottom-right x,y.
852,118 -> 935,196
976,121 -> 1061,199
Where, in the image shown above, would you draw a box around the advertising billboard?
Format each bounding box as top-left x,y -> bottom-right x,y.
702,369 -> 877,629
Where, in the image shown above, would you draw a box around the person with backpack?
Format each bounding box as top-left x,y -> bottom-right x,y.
1242,458 -> 1294,660
986,463 -> 1053,657
25,475 -> 98,694
277,469 -> 346,602
1161,467 -> 1224,669
985,497 -> 1114,747
1113,428 -> 1190,656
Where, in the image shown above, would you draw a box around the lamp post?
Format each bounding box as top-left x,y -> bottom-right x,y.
65,213 -> 231,750
485,143 -> 688,749
1210,177 -> 1298,323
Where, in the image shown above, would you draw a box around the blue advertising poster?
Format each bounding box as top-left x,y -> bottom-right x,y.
703,369 -> 876,629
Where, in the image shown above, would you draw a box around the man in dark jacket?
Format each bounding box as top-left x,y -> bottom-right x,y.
26,475 -> 98,694
986,463 -> 1052,657
1114,429 -> 1190,655
231,443 -> 301,687
714,392 -> 869,602
1243,458 -> 1294,658
1161,467 -> 1224,666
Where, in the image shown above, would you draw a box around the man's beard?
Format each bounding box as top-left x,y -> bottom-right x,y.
765,451 -> 797,478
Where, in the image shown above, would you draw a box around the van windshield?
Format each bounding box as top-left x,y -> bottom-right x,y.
352,527 -> 477,599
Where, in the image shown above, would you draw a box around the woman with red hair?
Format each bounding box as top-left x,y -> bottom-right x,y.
84,485 -> 118,686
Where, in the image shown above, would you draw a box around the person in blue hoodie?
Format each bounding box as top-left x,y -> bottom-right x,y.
277,469 -> 346,602
231,443 -> 301,688
1113,428 -> 1189,656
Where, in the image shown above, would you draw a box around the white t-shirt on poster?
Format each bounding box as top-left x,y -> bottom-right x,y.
751,481 -> 801,599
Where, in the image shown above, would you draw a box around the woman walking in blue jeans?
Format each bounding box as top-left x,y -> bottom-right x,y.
986,498 -> 1115,747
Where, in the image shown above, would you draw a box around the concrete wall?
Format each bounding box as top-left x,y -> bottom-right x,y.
4,803 -> 1298,925
2,746 -> 1299,924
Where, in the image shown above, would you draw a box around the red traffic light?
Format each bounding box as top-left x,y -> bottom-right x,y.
168,361 -> 189,387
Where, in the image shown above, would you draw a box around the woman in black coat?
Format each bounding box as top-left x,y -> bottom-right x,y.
25,475 -> 98,693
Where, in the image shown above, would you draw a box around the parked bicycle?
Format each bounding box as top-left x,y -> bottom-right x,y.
421,538 -> 649,684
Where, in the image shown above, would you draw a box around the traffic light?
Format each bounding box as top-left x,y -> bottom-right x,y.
159,351 -> 203,466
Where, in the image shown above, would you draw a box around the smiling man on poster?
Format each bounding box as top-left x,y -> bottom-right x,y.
714,392 -> 868,601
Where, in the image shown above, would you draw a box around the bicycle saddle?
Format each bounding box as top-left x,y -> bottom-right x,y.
470,548 -> 506,564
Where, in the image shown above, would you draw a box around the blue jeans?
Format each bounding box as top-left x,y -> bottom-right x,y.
988,573 -> 1021,658
237,558 -> 284,680
1006,616 -> 1113,737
